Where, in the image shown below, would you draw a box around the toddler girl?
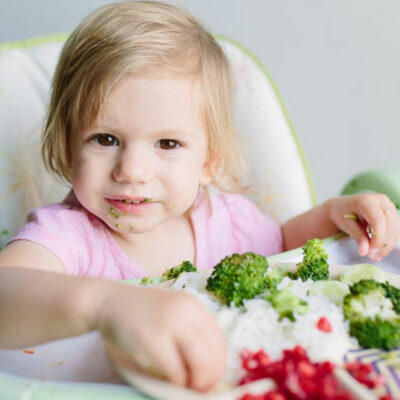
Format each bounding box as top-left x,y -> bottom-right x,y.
0,0 -> 399,392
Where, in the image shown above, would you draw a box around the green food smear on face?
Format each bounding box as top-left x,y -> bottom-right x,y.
115,223 -> 122,229
110,207 -> 120,218
140,277 -> 157,285
143,198 -> 152,203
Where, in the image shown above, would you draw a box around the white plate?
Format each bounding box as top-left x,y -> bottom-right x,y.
114,264 -> 400,400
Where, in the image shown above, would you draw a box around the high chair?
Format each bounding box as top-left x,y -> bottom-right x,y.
0,34 -> 399,399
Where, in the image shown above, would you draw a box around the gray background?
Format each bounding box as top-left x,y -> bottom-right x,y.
1,0 -> 399,203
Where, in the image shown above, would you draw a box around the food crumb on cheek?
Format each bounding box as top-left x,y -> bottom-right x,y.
115,224 -> 122,229
128,224 -> 134,231
110,207 -> 120,219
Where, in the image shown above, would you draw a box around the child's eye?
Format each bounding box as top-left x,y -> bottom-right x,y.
157,139 -> 181,150
92,134 -> 119,147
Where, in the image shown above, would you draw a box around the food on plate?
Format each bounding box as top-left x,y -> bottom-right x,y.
206,252 -> 269,306
339,264 -> 386,285
287,238 -> 329,281
238,346 -> 354,400
162,260 -> 197,280
343,279 -> 400,349
135,239 -> 399,398
309,280 -> 350,305
266,286 -> 309,322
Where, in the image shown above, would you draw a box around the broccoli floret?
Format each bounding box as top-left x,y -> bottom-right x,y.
206,252 -> 268,307
343,279 -> 400,349
349,318 -> 400,350
383,282 -> 400,315
288,238 -> 329,281
162,261 -> 197,280
265,268 -> 284,292
267,286 -> 309,321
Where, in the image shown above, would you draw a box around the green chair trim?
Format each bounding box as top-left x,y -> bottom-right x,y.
0,33 -> 69,54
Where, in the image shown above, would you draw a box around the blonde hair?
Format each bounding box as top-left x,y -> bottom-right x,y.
42,0 -> 247,193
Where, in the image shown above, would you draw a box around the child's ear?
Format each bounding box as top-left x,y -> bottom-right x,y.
199,152 -> 217,185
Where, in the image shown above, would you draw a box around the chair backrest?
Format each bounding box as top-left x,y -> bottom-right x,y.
0,34 -> 316,243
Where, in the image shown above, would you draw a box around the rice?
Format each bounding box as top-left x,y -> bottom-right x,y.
170,271 -> 358,385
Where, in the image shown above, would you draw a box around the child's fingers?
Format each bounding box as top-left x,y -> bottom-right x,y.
360,208 -> 387,261
374,199 -> 400,260
341,215 -> 370,256
135,334 -> 189,387
177,324 -> 226,391
357,195 -> 397,261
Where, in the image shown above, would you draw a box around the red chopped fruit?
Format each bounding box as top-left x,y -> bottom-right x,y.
238,346 -> 354,400
316,316 -> 332,332
345,360 -> 386,389
264,391 -> 286,400
22,349 -> 35,354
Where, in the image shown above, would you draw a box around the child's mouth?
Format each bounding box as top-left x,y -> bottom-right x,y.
106,197 -> 154,213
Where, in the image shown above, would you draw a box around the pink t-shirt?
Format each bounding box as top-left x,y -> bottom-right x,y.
10,193 -> 283,280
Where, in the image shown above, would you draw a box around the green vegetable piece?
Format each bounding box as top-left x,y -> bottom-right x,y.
309,280 -> 350,305
349,318 -> 400,350
268,286 -> 309,321
343,279 -> 400,349
383,282 -> 400,315
288,238 -> 329,281
206,252 -> 268,307
162,261 -> 197,280
265,268 -> 284,292
339,263 -> 386,285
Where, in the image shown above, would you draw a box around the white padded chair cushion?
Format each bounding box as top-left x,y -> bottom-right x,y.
0,35 -> 315,240
219,37 -> 315,223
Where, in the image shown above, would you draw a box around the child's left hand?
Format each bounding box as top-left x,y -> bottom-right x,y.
328,194 -> 400,262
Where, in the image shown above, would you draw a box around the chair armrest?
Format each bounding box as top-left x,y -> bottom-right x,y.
341,168 -> 400,209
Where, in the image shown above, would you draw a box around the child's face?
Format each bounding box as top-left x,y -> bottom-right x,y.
70,74 -> 212,235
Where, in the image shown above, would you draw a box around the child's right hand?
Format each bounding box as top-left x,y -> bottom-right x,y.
90,282 -> 227,392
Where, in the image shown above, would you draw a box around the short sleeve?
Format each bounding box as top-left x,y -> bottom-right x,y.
223,194 -> 284,256
191,193 -> 284,270
9,204 -> 95,276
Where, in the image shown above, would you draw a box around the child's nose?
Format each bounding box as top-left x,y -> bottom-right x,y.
112,148 -> 153,184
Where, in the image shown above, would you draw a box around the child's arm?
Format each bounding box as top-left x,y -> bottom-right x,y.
282,193 -> 400,262
0,243 -> 226,391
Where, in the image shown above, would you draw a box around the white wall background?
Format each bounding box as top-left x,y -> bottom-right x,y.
1,0 -> 399,202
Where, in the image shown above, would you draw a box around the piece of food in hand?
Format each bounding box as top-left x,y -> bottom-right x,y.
206,252 -> 268,306
343,279 -> 400,349
288,238 -> 329,281
339,264 -> 386,285
309,280 -> 350,305
162,260 -> 197,280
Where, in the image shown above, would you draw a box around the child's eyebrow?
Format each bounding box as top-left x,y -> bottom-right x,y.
151,129 -> 196,138
90,126 -> 196,138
